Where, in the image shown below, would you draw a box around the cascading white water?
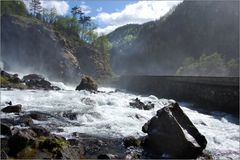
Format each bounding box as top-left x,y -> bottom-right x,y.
0,82 -> 239,159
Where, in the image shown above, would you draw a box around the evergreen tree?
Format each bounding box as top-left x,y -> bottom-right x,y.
30,0 -> 42,16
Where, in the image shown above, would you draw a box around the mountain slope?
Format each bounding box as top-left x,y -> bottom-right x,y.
108,0 -> 239,76
1,15 -> 110,83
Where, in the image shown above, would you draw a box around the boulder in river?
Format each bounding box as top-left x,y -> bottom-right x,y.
1,104 -> 22,113
23,74 -> 45,82
142,101 -> 207,158
76,75 -> 98,91
129,98 -> 154,110
23,74 -> 60,90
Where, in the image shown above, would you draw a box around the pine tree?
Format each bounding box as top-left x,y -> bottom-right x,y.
30,0 -> 42,16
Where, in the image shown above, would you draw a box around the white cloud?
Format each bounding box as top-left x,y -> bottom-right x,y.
74,1 -> 91,15
23,0 -> 69,15
41,0 -> 69,15
95,25 -> 119,35
96,7 -> 103,12
95,0 -> 183,34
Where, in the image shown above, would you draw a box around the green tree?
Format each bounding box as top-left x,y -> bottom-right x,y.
42,7 -> 57,24
30,0 -> 42,16
53,16 -> 80,36
93,36 -> 112,64
176,53 -> 230,76
1,0 -> 27,16
226,59 -> 239,77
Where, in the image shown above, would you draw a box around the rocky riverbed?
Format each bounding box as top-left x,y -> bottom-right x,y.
0,71 -> 239,159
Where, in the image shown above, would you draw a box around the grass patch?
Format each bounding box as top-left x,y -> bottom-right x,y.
37,136 -> 69,152
0,76 -> 28,89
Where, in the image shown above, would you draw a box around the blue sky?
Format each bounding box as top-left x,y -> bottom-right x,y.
23,0 -> 183,34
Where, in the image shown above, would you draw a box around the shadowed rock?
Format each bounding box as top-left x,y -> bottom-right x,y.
1,104 -> 22,113
76,75 -> 98,91
1,123 -> 12,136
129,98 -> 154,110
142,101 -> 207,158
8,129 -> 37,156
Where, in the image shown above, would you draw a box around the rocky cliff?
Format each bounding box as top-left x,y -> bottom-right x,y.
1,15 -> 109,84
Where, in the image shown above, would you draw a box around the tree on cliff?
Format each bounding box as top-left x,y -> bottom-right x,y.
30,0 -> 42,16
1,0 -> 27,16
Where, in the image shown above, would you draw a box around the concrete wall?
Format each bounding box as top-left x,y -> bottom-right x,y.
114,76 -> 239,116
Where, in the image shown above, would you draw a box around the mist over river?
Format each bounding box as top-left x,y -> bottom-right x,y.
0,81 -> 239,159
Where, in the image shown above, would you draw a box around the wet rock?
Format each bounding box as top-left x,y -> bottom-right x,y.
63,111 -> 78,120
76,75 -> 98,91
19,115 -> 34,126
142,101 -> 207,158
123,136 -> 141,148
31,126 -> 50,136
53,146 -> 84,159
1,104 -> 22,113
8,129 -> 37,156
23,74 -> 60,90
23,74 -> 44,82
28,111 -> 49,121
129,98 -> 154,110
1,123 -> 12,136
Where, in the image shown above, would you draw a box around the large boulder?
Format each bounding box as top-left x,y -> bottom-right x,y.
142,101 -> 207,158
1,104 -> 22,113
76,75 -> 98,91
8,129 -> 37,156
23,74 -> 60,90
23,74 -> 45,82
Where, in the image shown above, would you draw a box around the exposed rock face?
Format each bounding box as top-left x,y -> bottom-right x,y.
1,15 -> 111,83
1,104 -> 22,113
76,75 -> 98,91
142,101 -> 207,158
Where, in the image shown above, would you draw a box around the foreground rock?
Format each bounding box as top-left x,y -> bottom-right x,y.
1,104 -> 22,113
0,70 -> 60,90
142,101 -> 207,158
76,75 -> 98,91
130,98 -> 154,110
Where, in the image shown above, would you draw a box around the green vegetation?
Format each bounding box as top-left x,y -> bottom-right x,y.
176,53 -> 239,77
107,1 -> 239,76
0,76 -> 28,89
17,146 -> 37,159
38,136 -> 68,151
53,16 -> 80,36
1,0 -> 112,78
1,0 -> 27,16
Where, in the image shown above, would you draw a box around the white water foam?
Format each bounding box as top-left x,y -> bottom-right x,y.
0,87 -> 239,159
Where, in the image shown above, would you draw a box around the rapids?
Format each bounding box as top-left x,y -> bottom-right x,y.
0,83 -> 239,159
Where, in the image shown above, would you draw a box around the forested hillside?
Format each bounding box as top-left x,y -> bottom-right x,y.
1,0 -> 112,84
108,0 -> 239,76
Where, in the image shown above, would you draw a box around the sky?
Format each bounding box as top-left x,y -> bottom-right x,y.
23,0 -> 183,34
